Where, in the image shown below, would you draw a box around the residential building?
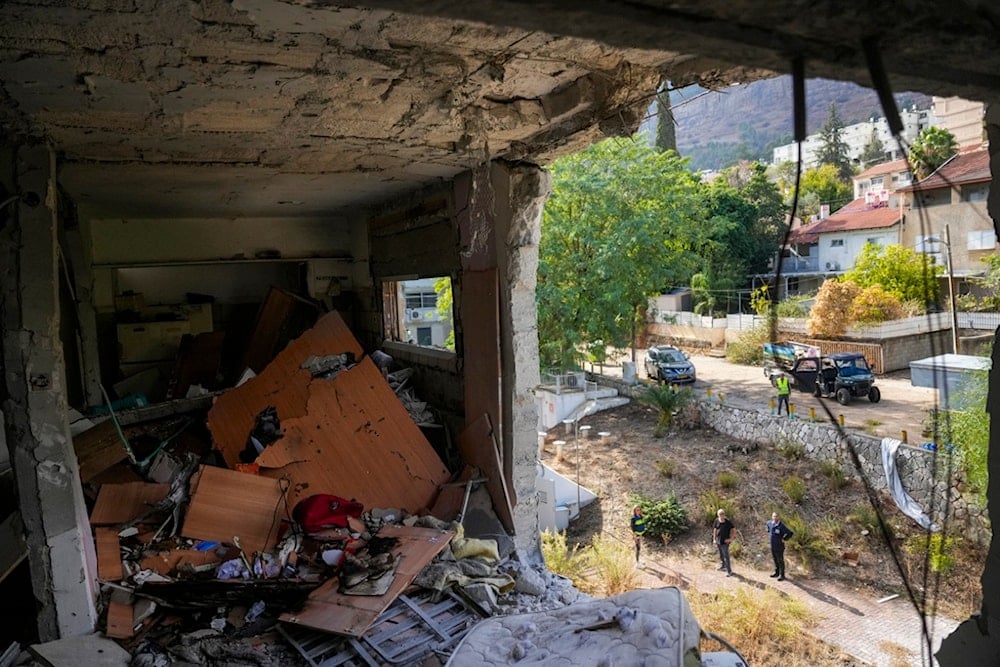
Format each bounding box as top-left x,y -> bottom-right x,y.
932,96 -> 986,149
772,107 -> 932,169
399,278 -> 453,347
896,147 -> 995,293
853,158 -> 914,201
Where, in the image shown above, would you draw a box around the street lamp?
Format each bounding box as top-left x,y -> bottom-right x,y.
562,417 -> 581,511
945,224 -> 960,354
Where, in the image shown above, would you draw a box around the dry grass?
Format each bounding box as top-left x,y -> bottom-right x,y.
541,530 -> 638,596
878,640 -> 915,667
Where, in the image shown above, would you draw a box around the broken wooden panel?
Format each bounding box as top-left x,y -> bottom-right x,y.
105,589 -> 135,639
239,287 -> 322,375
429,465 -> 478,522
139,548 -> 223,576
72,419 -> 129,483
180,465 -> 287,556
254,357 -> 450,512
95,527 -> 124,582
458,414 -> 513,532
89,482 -> 170,526
166,330 -> 227,399
280,524 -> 454,637
207,310 -> 364,467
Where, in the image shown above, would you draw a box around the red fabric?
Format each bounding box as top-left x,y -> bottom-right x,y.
293,494 -> 364,532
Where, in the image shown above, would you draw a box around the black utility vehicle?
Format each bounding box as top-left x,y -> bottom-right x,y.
764,347 -> 880,405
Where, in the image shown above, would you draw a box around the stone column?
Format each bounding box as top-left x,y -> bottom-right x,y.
491,161 -> 549,562
938,100 -> 1000,664
0,144 -> 98,640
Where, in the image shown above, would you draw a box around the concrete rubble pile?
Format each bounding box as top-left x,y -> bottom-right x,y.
36,309 -> 588,667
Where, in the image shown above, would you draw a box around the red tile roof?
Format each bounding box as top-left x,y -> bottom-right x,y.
787,198 -> 903,244
854,157 -> 910,180
897,147 -> 991,192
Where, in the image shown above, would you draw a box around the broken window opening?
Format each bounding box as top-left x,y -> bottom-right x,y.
383,276 -> 455,351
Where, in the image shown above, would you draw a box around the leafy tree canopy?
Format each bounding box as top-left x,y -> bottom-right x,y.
815,104 -> 853,180
796,164 -> 853,219
909,126 -> 958,180
842,242 -> 943,305
537,137 -> 706,370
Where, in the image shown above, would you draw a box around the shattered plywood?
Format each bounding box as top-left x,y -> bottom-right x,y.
89,482 -> 170,526
458,414 -> 513,532
208,311 -> 448,513
280,524 -> 454,637
240,287 -> 322,374
73,419 -> 130,483
208,311 -> 363,466
95,527 -> 124,582
180,465 -> 287,557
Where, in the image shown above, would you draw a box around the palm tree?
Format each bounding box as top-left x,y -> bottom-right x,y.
909,127 -> 958,180
637,384 -> 695,437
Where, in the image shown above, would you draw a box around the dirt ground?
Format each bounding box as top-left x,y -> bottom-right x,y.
543,401 -> 984,622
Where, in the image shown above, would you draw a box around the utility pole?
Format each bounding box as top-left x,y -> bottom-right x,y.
945,224 -> 959,354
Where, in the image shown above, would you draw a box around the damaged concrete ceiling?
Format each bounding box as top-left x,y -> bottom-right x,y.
0,0 -> 997,221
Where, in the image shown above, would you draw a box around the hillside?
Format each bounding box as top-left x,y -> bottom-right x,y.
668,76 -> 931,171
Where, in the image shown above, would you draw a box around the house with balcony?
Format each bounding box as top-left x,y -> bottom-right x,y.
756,196 -> 905,298
853,158 -> 914,201
896,147 -> 995,296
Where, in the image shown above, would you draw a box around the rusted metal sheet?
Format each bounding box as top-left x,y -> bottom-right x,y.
280,524 -> 454,637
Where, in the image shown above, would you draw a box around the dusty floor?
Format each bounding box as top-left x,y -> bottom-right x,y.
543,401 -> 983,622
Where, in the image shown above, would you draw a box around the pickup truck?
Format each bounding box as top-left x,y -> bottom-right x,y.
763,342 -> 881,405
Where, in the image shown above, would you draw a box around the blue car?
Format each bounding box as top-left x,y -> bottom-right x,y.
644,345 -> 696,384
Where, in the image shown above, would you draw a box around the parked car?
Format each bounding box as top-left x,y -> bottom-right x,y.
644,345 -> 696,384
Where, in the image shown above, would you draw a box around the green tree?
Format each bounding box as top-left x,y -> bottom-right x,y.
842,242 -> 943,305
433,276 -> 455,350
909,126 -> 958,180
796,164 -> 853,219
858,128 -> 887,168
537,137 -> 706,370
637,384 -> 695,437
655,90 -> 676,153
948,360 -> 990,506
815,104 -> 853,180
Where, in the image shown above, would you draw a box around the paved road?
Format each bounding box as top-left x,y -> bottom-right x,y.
602,351 -> 942,446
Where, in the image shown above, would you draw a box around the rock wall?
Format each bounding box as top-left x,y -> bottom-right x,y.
696,398 -> 990,546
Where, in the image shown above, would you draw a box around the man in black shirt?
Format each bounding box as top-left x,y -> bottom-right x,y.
712,508 -> 735,576
767,511 -> 795,581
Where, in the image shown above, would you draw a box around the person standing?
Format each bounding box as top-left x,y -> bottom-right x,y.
630,505 -> 647,565
712,508 -> 734,576
767,511 -> 794,581
775,373 -> 790,416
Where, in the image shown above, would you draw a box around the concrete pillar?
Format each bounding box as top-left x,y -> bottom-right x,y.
61,217 -> 103,408
938,100 -> 1000,665
0,144 -> 98,640
492,161 -> 549,562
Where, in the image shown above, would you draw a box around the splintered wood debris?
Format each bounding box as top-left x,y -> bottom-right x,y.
62,308 -> 548,665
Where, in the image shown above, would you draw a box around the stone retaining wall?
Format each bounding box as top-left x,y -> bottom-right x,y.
588,372 -> 990,545
697,398 -> 990,545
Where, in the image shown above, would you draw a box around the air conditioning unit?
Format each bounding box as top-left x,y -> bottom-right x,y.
407,309 -> 421,321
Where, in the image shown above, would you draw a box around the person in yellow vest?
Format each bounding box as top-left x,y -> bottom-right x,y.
775,373 -> 790,416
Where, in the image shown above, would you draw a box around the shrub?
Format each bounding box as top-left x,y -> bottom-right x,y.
585,533 -> 639,595
726,324 -> 770,365
697,489 -> 736,525
718,471 -> 739,488
808,278 -> 861,338
847,503 -> 879,533
782,475 -> 806,504
783,512 -> 835,568
636,384 -> 695,437
775,293 -> 813,318
819,460 -> 849,489
848,284 -> 905,325
655,459 -> 676,478
541,529 -> 589,582
905,533 -> 958,574
632,493 -> 689,539
775,438 -> 805,461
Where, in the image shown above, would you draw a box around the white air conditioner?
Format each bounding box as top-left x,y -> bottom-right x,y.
407,309 -> 421,320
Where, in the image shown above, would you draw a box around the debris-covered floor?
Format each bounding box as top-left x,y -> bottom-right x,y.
13,308 -> 593,667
